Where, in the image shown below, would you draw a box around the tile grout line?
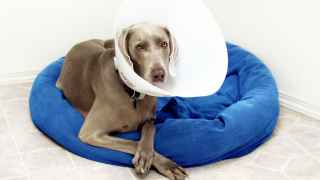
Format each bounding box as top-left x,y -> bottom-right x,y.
282,171 -> 294,180
246,163 -> 283,173
230,151 -> 260,168
61,149 -> 82,179
286,131 -> 320,164
278,113 -> 320,163
291,123 -> 320,131
280,156 -> 293,172
1,102 -> 31,180
280,157 -> 294,180
66,151 -> 79,171
256,149 -> 294,161
20,146 -> 60,154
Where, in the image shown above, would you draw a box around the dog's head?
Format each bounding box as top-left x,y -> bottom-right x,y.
118,23 -> 177,86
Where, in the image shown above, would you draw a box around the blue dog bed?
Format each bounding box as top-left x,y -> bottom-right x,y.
29,43 -> 279,167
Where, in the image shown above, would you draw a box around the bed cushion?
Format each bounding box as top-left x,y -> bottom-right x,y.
29,43 -> 279,167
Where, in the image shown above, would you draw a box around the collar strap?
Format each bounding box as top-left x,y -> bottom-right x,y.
114,56 -> 145,100
115,69 -> 145,100
130,90 -> 145,100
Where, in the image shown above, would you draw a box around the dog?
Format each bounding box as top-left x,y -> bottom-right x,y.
56,23 -> 187,180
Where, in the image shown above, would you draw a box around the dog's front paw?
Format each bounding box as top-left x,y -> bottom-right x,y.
132,148 -> 154,177
153,155 -> 188,180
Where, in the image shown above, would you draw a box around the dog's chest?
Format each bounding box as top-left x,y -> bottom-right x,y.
116,98 -> 156,132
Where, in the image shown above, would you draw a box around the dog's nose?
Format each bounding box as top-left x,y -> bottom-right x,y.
151,67 -> 165,82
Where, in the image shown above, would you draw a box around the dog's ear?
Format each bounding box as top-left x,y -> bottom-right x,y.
163,26 -> 178,76
163,27 -> 178,62
117,27 -> 132,64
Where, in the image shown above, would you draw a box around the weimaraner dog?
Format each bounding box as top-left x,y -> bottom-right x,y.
56,23 -> 187,180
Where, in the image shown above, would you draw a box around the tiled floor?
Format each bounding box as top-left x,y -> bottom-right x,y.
1,82 -> 320,180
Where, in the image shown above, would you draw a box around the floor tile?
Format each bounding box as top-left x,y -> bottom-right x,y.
298,116 -> 320,129
190,163 -> 289,180
0,177 -> 29,180
279,107 -> 302,119
3,100 -> 36,133
0,154 -> 26,179
68,152 -> 106,169
12,177 -> 28,180
258,134 -> 305,158
0,113 -> 7,133
273,115 -> 299,136
188,158 -> 268,180
0,131 -> 19,157
132,170 -> 167,180
0,84 -> 30,101
252,152 -> 289,171
77,165 -> 134,180
188,159 -> 236,174
16,82 -> 32,91
13,130 -> 57,153
71,152 -> 136,180
22,148 -> 73,173
29,167 -> 79,180
289,124 -> 320,154
1,82 -> 320,180
285,155 -> 320,180
246,166 -> 289,180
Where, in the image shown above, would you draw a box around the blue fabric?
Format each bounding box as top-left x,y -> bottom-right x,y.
29,43 -> 279,167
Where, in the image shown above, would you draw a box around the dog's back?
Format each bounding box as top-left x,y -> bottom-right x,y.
57,39 -> 114,112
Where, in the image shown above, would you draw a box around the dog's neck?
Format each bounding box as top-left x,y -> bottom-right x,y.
122,83 -> 144,100
115,69 -> 145,108
122,82 -> 145,109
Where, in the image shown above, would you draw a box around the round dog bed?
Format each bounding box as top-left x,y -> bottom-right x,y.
29,43 -> 279,167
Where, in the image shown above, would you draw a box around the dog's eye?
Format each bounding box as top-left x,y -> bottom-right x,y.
160,41 -> 168,48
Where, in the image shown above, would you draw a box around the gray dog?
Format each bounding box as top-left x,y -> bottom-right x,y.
56,23 -> 187,180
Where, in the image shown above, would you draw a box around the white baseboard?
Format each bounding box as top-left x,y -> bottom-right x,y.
1,71 -> 319,120
279,91 -> 320,120
0,70 -> 39,85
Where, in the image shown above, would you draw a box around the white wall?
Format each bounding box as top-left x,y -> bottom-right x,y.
0,0 -> 120,77
204,0 -> 320,116
1,0 -> 319,115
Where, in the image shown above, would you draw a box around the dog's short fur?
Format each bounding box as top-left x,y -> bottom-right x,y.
56,23 -> 187,180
